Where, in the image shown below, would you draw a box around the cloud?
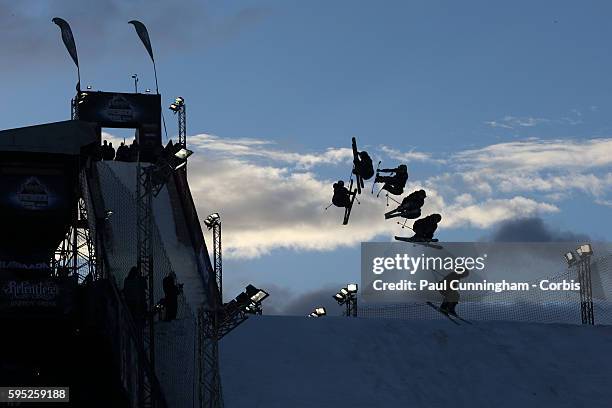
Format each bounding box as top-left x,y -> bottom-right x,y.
446,138 -> 612,205
484,113 -> 583,129
485,116 -> 550,129
189,133 -> 353,169
488,217 -> 589,243
0,1 -> 269,69
184,137 -> 560,259
379,145 -> 442,164
453,138 -> 612,172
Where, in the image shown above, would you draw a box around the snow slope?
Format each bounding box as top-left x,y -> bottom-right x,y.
95,161 -> 208,407
96,161 -> 207,310
220,316 -> 612,408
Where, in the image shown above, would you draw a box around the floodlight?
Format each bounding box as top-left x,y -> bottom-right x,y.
577,244 -> 593,257
169,97 -> 185,111
245,302 -> 260,314
347,283 -> 358,293
340,288 -> 349,296
333,293 -> 345,303
145,89 -> 151,93
204,213 -> 221,229
174,148 -> 193,160
86,85 -> 92,90
308,312 -> 318,317
245,284 -> 269,303
131,74 -> 137,79
564,252 -> 576,266
315,307 -> 327,316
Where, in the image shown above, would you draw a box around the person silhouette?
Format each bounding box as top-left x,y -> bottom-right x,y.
375,164 -> 408,195
385,189 -> 426,219
332,180 -> 352,208
411,213 -> 442,241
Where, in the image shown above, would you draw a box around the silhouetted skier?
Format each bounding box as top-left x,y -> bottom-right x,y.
410,213 -> 442,241
332,180 -> 353,208
375,164 -> 408,195
163,272 -> 180,321
385,189 -> 426,219
439,269 -> 470,315
353,151 -> 374,181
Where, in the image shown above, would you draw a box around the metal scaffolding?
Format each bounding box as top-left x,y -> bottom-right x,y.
136,160 -> 157,408
52,196 -> 95,281
577,255 -> 595,325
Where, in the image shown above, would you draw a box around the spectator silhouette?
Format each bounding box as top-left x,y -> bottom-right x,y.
115,142 -> 129,161
107,142 -> 116,160
162,272 -> 180,321
123,266 -> 146,326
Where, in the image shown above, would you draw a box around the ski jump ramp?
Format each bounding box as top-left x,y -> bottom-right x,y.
94,160 -> 216,407
220,316 -> 612,408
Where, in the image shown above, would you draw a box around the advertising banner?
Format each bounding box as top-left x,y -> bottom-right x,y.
0,278 -> 77,316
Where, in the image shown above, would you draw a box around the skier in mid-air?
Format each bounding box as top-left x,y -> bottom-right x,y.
374,164 -> 408,195
352,150 -> 374,182
385,189 -> 426,219
332,180 -> 353,208
409,213 -> 442,242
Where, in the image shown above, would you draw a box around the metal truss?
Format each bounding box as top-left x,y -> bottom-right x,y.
577,255 -> 595,325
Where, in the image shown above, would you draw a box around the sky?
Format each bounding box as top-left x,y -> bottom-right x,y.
1,0 -> 612,315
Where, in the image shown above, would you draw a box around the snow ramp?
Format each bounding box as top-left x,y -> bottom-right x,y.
220,316 -> 612,408
93,160 -> 217,407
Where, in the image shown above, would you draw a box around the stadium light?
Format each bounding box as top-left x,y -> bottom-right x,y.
204,213 -> 221,229
334,284 -> 358,317
174,147 -> 193,160
564,251 -> 577,266
169,96 -> 185,112
577,244 -> 593,258
246,284 -> 269,303
308,308 -> 326,317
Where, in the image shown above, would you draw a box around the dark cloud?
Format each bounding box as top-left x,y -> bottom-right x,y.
489,217 -> 589,243
0,1 -> 270,70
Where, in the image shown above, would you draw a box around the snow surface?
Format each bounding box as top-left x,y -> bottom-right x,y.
220,316 -> 612,408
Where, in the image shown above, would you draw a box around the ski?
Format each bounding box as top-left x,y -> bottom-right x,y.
425,302 -> 460,325
447,312 -> 472,325
351,137 -> 362,195
394,236 -> 443,250
343,179 -> 357,225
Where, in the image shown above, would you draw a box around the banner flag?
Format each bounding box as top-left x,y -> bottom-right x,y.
128,20 -> 155,62
52,17 -> 79,68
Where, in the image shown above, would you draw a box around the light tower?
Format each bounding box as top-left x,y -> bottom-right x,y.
565,243 -> 595,325
204,213 -> 222,303
333,284 -> 358,317
169,97 -> 186,147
